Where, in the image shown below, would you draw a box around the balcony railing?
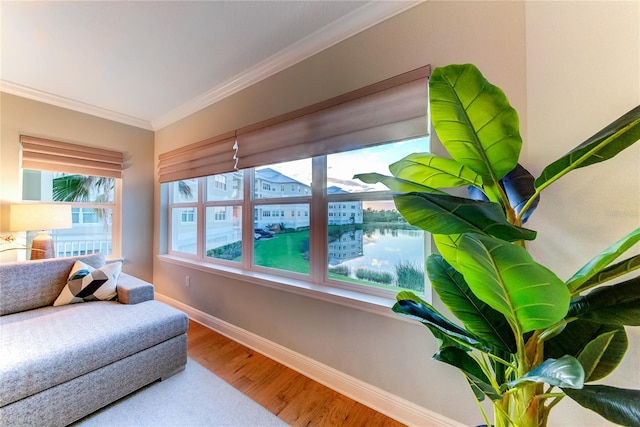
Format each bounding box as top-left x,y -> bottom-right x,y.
55,239 -> 112,258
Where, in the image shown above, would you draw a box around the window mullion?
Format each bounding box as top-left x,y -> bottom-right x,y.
243,169 -> 254,270
310,157 -> 327,283
111,179 -> 122,258
197,177 -> 206,259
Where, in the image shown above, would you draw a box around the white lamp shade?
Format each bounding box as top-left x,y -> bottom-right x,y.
9,203 -> 73,232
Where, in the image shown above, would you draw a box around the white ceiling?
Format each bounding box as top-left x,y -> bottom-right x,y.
1,1 -> 421,131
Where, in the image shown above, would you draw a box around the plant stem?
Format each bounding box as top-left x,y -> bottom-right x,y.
475,396 -> 492,427
493,397 -> 514,427
536,392 -> 565,399
516,189 -> 540,224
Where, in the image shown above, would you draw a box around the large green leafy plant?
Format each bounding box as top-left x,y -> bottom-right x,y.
357,64 -> 640,427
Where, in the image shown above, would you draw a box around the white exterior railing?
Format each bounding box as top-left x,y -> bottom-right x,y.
55,239 -> 112,258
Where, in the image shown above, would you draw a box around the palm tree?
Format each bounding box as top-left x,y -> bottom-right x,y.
177,180 -> 193,199
52,175 -> 114,222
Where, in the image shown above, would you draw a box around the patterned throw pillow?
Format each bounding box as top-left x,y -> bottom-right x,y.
53,260 -> 122,306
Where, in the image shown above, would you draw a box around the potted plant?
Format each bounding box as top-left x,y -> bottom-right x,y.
356,64 -> 640,427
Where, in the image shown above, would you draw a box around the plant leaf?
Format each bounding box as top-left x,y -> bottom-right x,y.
393,292 -> 486,351
427,255 -> 516,353
566,227 -> 640,293
53,174 -> 110,202
537,320 -> 568,343
569,275 -> 640,326
577,254 -> 640,292
393,292 -> 467,350
393,192 -> 536,242
468,164 -> 540,224
507,355 -> 584,389
433,346 -> 502,401
535,105 -> 640,191
563,385 -> 640,426
500,164 -> 539,223
577,331 -> 620,383
545,320 -> 628,383
433,234 -> 463,270
468,185 -> 488,201
457,234 -> 570,333
388,152 -> 483,190
429,64 -> 522,184
354,172 -> 444,193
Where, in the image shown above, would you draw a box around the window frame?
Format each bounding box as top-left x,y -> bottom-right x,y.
21,171 -> 122,259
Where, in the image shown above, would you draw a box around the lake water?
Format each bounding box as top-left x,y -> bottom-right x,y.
329,227 -> 426,285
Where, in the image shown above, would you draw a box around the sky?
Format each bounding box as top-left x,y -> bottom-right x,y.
264,136 -> 430,194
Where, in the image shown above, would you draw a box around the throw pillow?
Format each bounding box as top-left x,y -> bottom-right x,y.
53,260 -> 122,306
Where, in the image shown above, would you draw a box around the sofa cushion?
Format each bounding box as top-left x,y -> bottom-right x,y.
0,300 -> 189,407
53,261 -> 122,306
0,254 -> 105,316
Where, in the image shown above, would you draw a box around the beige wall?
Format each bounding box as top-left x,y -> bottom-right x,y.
0,93 -> 155,279
154,1 -> 639,425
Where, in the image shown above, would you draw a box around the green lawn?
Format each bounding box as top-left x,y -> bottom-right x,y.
253,230 -> 400,291
253,231 -> 310,274
251,228 -> 423,293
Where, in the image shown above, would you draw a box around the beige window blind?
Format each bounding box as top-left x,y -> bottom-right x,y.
158,131 -> 237,183
158,64 -> 430,183
20,135 -> 124,179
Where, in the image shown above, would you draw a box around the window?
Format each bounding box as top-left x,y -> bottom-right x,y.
170,179 -> 198,255
325,143 -> 428,293
213,208 -> 227,221
22,170 -> 118,257
172,208 -> 197,254
19,135 -> 123,258
83,209 -> 99,224
209,175 -> 227,191
205,171 -> 243,261
165,137 -> 428,295
71,207 -> 100,224
181,208 -> 196,223
159,65 -> 431,299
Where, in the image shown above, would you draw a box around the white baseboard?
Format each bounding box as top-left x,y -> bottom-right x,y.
157,293 -> 465,427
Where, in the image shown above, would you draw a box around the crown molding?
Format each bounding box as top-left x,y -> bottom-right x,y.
151,1 -> 423,131
0,80 -> 154,131
2,1 -> 423,132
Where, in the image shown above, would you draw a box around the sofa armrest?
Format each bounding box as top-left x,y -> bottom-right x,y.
116,273 -> 155,304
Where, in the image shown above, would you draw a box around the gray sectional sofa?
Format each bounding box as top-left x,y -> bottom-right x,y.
0,253 -> 189,427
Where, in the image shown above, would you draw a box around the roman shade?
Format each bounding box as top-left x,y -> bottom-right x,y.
158,64 -> 430,183
20,135 -> 124,179
158,131 -> 237,183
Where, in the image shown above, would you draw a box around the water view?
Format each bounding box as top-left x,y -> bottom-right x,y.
328,226 -> 426,292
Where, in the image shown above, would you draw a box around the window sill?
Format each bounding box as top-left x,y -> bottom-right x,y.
157,254 -> 415,320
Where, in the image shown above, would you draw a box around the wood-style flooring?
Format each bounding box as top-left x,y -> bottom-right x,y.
187,320 -> 406,427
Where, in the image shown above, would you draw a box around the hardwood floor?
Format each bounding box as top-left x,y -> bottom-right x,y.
187,320 -> 406,427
